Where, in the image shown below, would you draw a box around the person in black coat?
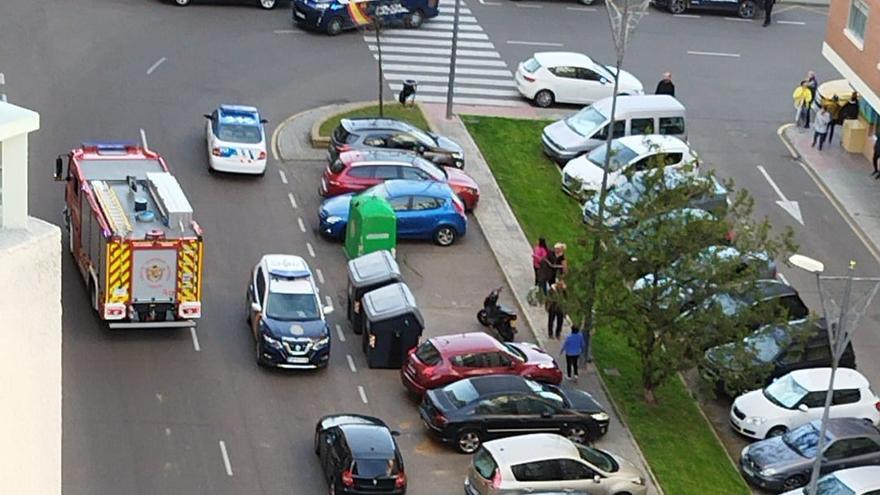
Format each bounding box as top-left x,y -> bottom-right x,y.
763,0 -> 775,26
872,135 -> 880,179
655,72 -> 675,97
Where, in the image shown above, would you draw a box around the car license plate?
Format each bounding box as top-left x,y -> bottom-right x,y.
288,357 -> 309,364
295,10 -> 305,18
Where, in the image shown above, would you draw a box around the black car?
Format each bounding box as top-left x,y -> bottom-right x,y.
687,279 -> 810,332
702,318 -> 857,396
651,0 -> 759,19
170,0 -> 277,8
314,414 -> 407,495
329,118 -> 465,168
419,375 -> 606,454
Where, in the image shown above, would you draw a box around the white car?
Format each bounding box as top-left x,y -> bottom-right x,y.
561,134 -> 698,196
204,104 -> 268,175
730,368 -> 880,440
779,466 -> 880,495
515,52 -> 644,108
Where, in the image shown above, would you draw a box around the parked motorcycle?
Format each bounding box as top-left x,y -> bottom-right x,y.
476,286 -> 518,342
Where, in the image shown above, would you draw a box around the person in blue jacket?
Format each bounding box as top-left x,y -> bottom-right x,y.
560,325 -> 587,381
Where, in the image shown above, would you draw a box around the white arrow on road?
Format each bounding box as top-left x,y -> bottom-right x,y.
757,165 -> 804,225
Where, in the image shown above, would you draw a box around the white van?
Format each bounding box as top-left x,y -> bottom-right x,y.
541,95 -> 687,163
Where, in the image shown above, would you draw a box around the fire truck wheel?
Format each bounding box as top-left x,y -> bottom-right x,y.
89,283 -> 98,312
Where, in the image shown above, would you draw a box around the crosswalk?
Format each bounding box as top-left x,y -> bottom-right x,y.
363,2 -> 527,107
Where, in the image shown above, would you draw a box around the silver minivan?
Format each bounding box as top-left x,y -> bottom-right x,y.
542,95 -> 687,163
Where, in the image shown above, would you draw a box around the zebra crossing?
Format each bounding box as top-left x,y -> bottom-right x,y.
363,2 -> 527,107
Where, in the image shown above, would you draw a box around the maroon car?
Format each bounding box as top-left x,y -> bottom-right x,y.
319,149 -> 480,210
400,332 -> 562,396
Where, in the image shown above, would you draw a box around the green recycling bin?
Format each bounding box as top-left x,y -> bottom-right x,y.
344,194 -> 397,260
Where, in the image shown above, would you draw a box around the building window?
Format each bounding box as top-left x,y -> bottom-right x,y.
847,0 -> 870,43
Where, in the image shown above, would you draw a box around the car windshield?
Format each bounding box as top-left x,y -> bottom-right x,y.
444,379 -> 479,408
812,474 -> 856,495
744,327 -> 784,363
352,458 -> 399,477
586,141 -> 639,172
565,107 -> 607,137
265,292 -> 320,321
764,374 -> 808,409
415,157 -> 447,180
711,293 -> 748,317
502,343 -> 527,361
576,444 -> 618,473
408,127 -> 435,146
523,380 -> 566,405
218,123 -> 262,144
522,57 -> 541,73
782,423 -> 828,458
362,182 -> 390,199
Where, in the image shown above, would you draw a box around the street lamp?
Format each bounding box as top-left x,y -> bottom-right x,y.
788,254 -> 880,493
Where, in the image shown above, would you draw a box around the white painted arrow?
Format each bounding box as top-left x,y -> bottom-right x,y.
757,165 -> 804,225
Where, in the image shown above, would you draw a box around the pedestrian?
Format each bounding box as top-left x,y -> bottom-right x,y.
560,325 -> 587,381
532,238 -> 549,287
552,242 -> 568,280
839,92 -> 861,145
811,106 -> 832,151
793,81 -> 812,128
546,280 -> 566,340
537,247 -> 557,295
655,72 -> 675,97
872,135 -> 880,178
827,95 -> 842,145
805,71 -> 819,128
763,0 -> 775,26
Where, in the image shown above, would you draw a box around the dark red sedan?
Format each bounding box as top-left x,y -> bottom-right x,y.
400,332 -> 562,396
319,149 -> 480,210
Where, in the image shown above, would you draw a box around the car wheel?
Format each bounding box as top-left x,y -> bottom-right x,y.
456,430 -> 482,454
534,90 -> 554,108
563,425 -> 590,445
255,339 -> 266,367
405,9 -> 424,28
314,431 -> 321,455
782,475 -> 807,491
433,226 -> 457,246
579,0 -> 596,4
258,0 -> 276,9
738,0 -> 756,18
174,0 -> 191,5
326,17 -> 343,36
477,309 -> 489,326
667,0 -> 686,14
766,426 -> 787,438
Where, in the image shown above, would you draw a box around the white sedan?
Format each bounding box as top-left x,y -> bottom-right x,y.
730,367 -> 880,440
204,104 -> 268,175
515,52 -> 644,107
780,466 -> 880,495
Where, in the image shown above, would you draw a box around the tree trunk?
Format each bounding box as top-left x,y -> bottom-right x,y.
643,386 -> 658,405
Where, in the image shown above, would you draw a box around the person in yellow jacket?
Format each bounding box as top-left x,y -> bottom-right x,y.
793,80 -> 813,128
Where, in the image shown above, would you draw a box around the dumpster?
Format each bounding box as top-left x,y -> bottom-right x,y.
344,194 -> 397,260
347,250 -> 403,334
361,282 -> 424,369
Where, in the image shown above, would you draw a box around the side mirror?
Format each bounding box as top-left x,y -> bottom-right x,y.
391,430 -> 401,437
251,302 -> 262,313
323,305 -> 335,315
203,114 -> 213,120
260,119 -> 269,124
54,156 -> 64,181
798,404 -> 809,413
593,475 -> 601,483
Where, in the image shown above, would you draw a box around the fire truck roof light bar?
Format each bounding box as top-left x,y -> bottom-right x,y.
81,141 -> 139,152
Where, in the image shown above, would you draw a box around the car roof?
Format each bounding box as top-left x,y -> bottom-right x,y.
383,179 -> 452,197
833,466 -> 880,491
319,413 -> 386,430
591,94 -> 685,115
341,117 -> 417,133
788,368 -> 870,392
430,332 -> 504,355
612,134 -> 691,154
534,51 -> 595,68
753,279 -> 799,298
218,104 -> 260,125
342,149 -> 420,165
340,424 -> 397,458
260,254 -> 311,278
465,375 -> 533,396
821,418 -> 880,440
484,433 -> 579,465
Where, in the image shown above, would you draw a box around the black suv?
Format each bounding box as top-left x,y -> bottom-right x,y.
329,118 -> 465,168
702,318 -> 857,396
689,279 -> 810,331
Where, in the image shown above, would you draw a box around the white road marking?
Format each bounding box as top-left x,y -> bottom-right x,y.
567,6 -> 597,11
189,327 -> 201,352
358,385 -> 369,404
507,40 -> 564,47
273,29 -> 302,34
515,3 -> 542,7
297,217 -> 306,232
382,29 -> 489,40
672,13 -> 701,18
422,22 -> 483,31
476,0 -> 501,5
139,128 -> 150,150
724,16 -> 752,22
434,14 -> 478,22
757,165 -> 804,225
316,268 -> 325,285
414,94 -> 527,107
687,50 -> 741,58
347,354 -> 358,373
307,242 -> 316,258
278,169 -> 288,184
389,83 -> 518,97
380,63 -> 511,76
218,441 -> 233,476
778,272 -> 790,285
368,44 -> 501,58
0,73 -> 5,85
377,54 -> 507,67
385,73 -> 516,87
439,5 -> 473,13
777,20 -> 806,25
370,37 -> 494,48
325,296 -> 334,311
336,324 -> 346,342
146,57 -> 167,75
288,192 -> 298,209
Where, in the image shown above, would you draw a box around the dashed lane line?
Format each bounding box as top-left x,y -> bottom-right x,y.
336,324 -> 346,342
146,57 -> 167,75
724,16 -> 751,22
567,6 -> 597,11
777,20 -> 806,25
288,192 -> 298,209
278,169 -> 288,184
347,354 -> 358,373
218,441 -> 233,476
672,13 -> 701,18
358,385 -> 369,404
316,268 -> 325,285
507,40 -> 564,47
190,327 -> 201,352
325,296 -> 334,312
515,3 -> 542,7
297,217 -> 306,233
139,128 -> 150,150
307,242 -> 316,258
687,50 -> 741,58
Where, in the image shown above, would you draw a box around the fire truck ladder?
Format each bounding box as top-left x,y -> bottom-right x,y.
91,180 -> 132,235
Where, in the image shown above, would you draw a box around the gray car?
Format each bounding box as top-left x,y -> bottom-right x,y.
328,117 -> 465,168
740,418 -> 880,492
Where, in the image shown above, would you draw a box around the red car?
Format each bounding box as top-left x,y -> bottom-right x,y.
319,149 -> 480,210
400,332 -> 562,396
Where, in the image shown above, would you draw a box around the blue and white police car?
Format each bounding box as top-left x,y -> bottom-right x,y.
292,0 -> 439,36
246,255 -> 335,369
204,105 -> 268,175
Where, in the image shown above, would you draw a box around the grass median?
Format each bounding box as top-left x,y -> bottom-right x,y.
463,115 -> 750,495
318,103 -> 430,137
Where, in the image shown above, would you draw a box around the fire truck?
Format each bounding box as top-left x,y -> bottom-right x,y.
54,141 -> 203,329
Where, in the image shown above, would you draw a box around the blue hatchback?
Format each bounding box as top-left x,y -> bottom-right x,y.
318,180 -> 467,246
293,0 -> 439,36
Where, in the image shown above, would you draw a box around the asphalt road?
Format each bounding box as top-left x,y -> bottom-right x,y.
5,0 -> 880,493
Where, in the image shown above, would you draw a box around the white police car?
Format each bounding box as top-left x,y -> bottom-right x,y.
246,255 -> 335,369
204,104 -> 268,175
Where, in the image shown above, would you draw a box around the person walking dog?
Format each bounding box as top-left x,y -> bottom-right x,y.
560,325 -> 587,381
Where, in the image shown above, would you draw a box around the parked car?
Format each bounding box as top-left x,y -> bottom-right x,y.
204,104 -> 268,175
464,433 -> 648,495
740,418 -> 880,492
319,149 -> 480,210
651,0 -> 759,19
246,255 -> 334,368
401,332 -> 562,396
318,180 -> 468,246
419,375 -> 609,453
314,414 -> 406,494
515,52 -> 644,108
686,279 -> 810,333
730,368 -> 880,440
293,0 -> 439,35
562,134 -> 698,197
779,466 -> 880,495
328,118 -> 464,168
172,0 -> 277,9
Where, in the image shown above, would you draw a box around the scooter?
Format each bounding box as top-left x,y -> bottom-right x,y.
476,286 -> 518,342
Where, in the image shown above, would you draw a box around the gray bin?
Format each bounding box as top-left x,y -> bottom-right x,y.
362,282 -> 424,369
347,250 -> 403,335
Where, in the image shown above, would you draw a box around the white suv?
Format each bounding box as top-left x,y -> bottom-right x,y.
464,433 -> 647,495
730,367 -> 880,440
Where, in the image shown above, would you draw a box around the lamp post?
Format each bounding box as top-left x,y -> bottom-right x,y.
445,0 -> 461,119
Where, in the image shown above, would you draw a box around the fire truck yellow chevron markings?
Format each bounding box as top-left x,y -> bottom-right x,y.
105,242 -> 131,304
176,239 -> 202,303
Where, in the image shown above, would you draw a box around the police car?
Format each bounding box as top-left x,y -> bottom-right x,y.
204,105 -> 268,175
292,0 -> 439,36
246,255 -> 335,369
